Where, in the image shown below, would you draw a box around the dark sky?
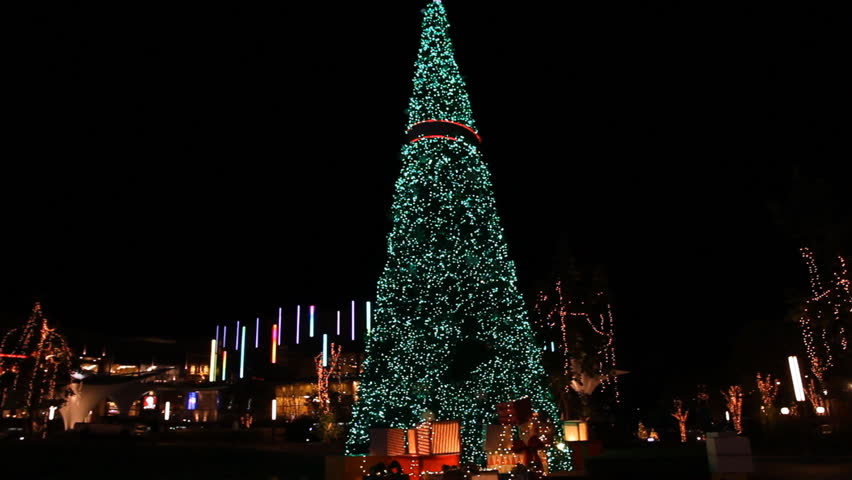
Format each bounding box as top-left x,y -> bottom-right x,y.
4,1 -> 849,403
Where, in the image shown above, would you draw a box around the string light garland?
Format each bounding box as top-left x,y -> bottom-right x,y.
0,303 -> 72,419
345,1 -> 570,470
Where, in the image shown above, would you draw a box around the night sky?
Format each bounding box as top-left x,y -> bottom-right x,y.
4,2 -> 849,406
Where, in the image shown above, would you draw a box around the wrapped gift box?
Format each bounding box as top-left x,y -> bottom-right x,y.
369,428 -> 406,456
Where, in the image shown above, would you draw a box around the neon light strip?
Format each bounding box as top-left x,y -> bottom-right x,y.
296,305 -> 301,344
410,135 -> 460,143
351,300 -> 356,341
222,326 -> 227,352
209,339 -> 217,382
323,334 -> 328,367
788,355 -> 806,402
337,310 -> 341,336
255,318 -> 260,349
272,324 -> 278,364
407,119 -> 482,143
221,350 -> 227,382
366,301 -> 372,334
277,307 -> 282,346
0,353 -> 28,359
240,325 -> 246,378
215,325 -> 220,344
271,399 -> 277,421
309,305 -> 315,337
235,321 -> 240,350
165,401 -> 171,421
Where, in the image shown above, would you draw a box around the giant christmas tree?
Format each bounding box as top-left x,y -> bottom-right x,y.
346,1 -> 570,468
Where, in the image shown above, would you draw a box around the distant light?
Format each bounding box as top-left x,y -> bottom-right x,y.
556,442 -> 566,451
366,301 -> 372,334
780,407 -> 790,415
309,305 -> 316,338
788,356 -> 806,402
240,325 -> 247,378
277,308 -> 282,346
164,401 -> 171,421
816,406 -> 826,414
296,305 -> 301,344
235,320 -> 240,350
725,411 -> 730,422
646,437 -> 656,442
255,318 -> 260,349
272,324 -> 278,364
48,406 -> 57,421
271,399 -> 277,421
351,301 -> 356,341
550,341 -> 555,352
336,310 -> 341,336
209,339 -> 217,382
322,334 -> 328,367
221,350 -> 227,381
187,392 -> 198,410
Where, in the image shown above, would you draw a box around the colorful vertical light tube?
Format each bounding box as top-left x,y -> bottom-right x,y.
240,325 -> 246,379
351,300 -> 356,341
271,399 -> 278,421
550,341 -> 555,352
296,305 -> 301,344
215,325 -> 220,344
336,310 -> 341,336
209,339 -> 217,382
366,301 -> 372,334
271,324 -> 278,364
322,334 -> 328,367
277,307 -> 282,346
309,305 -> 315,338
221,350 -> 227,381
222,326 -> 227,351
164,401 -> 171,421
788,355 -> 806,402
255,317 -> 260,349
235,321 -> 240,350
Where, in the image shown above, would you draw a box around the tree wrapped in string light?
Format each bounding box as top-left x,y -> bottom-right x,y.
722,385 -> 743,434
0,302 -> 72,418
671,399 -> 689,443
532,276 -> 621,420
755,372 -> 779,413
797,248 -> 851,389
346,1 -> 570,469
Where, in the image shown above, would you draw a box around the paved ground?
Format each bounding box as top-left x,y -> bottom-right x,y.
0,438 -> 849,480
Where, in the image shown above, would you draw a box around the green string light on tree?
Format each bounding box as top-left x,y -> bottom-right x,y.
346,1 -> 571,470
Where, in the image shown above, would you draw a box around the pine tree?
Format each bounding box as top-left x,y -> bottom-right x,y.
346,1 -> 570,469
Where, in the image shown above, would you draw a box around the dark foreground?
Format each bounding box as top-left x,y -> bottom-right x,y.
0,438 -> 850,480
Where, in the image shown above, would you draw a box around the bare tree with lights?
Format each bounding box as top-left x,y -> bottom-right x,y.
796,248 -> 851,391
0,302 -> 72,430
721,385 -> 743,434
671,399 -> 689,443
